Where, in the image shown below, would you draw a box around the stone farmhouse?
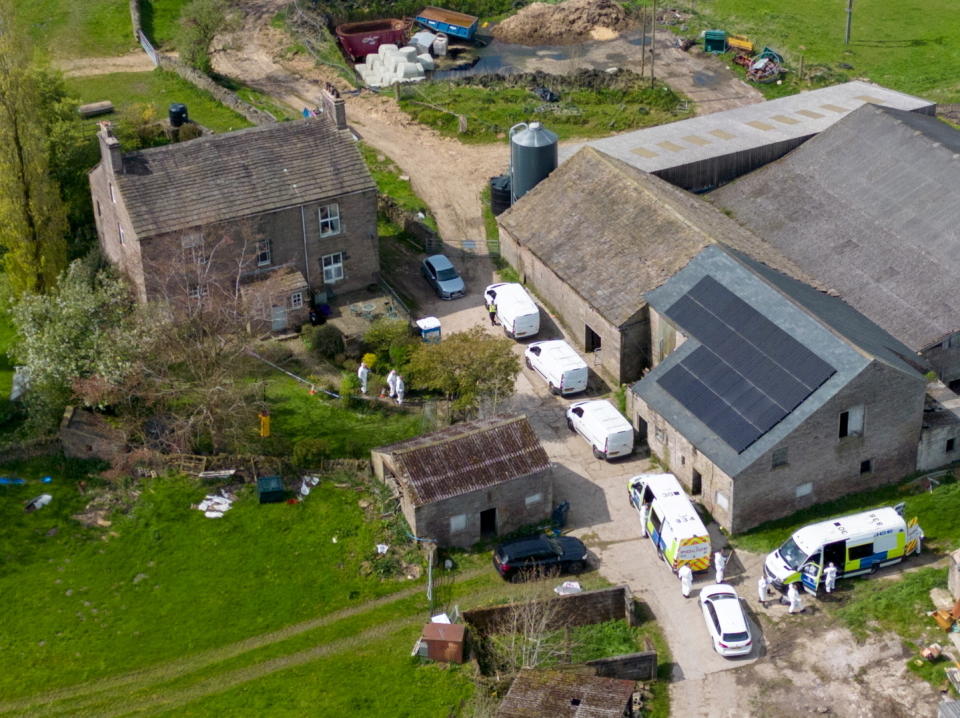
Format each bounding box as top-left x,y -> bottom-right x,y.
88,91 -> 378,332
629,244 -> 928,532
371,415 -> 552,548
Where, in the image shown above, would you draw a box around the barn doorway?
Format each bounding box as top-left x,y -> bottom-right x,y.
691,470 -> 702,495
585,324 -> 602,352
480,508 -> 497,538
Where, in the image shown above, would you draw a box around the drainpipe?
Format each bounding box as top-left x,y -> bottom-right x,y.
300,205 -> 311,288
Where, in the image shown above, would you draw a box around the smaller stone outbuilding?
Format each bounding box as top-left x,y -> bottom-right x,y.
371,415 -> 552,547
60,406 -> 126,461
497,669 -> 636,718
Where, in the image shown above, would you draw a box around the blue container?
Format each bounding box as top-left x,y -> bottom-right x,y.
414,6 -> 478,40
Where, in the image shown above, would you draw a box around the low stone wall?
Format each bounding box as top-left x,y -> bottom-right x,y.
463,586 -> 634,635
129,1 -> 276,127
950,548 -> 960,601
587,651 -> 658,681
0,436 -> 61,463
378,196 -> 442,254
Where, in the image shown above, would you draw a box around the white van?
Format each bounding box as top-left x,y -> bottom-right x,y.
763,506 -> 924,595
524,340 -> 588,396
485,283 -> 540,339
628,473 -> 711,572
566,400 -> 634,461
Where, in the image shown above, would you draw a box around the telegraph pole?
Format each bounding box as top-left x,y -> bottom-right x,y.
844,0 -> 853,44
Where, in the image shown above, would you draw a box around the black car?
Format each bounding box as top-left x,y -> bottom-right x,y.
492,534 -> 589,582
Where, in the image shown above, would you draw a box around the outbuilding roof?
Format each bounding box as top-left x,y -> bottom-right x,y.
710,103 -> 960,351
375,415 -> 549,506
114,118 -> 374,238
496,669 -> 635,718
497,146 -> 814,326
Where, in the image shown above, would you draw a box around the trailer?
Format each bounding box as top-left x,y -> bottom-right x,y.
336,18 -> 410,61
414,6 -> 479,41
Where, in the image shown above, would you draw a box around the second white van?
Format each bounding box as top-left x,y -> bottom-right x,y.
566,400 -> 634,461
485,283 -> 540,339
524,340 -> 588,395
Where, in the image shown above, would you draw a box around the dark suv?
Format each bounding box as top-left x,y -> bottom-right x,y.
492,534 -> 589,582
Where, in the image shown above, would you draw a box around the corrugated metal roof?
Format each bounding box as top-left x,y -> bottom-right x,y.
115,118 -> 374,238
560,81 -> 933,173
711,103 -> 960,351
377,415 -> 549,506
497,147 -> 817,326
496,669 -> 634,718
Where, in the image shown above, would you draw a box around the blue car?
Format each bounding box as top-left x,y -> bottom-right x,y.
421,254 -> 465,300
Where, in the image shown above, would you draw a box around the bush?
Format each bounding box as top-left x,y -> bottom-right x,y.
303,324 -> 345,360
339,372 -> 360,409
361,352 -> 378,370
292,437 -> 332,467
364,318 -> 415,367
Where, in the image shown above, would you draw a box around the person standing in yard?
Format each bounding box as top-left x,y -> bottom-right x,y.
787,582 -> 803,613
678,563 -> 693,598
387,369 -> 398,399
638,502 -> 649,538
395,374 -> 405,405
487,297 -> 498,326
357,361 -> 370,394
758,574 -> 769,607
824,562 -> 838,594
714,550 -> 727,584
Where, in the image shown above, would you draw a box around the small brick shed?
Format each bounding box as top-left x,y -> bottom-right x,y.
371,415 -> 553,547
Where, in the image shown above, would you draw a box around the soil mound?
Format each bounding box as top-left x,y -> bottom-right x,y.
493,0 -> 631,46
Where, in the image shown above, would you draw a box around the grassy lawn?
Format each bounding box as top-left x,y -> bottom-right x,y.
398,79 -> 692,144
65,70 -> 253,134
17,0 -> 134,58
691,0 -> 960,102
140,0 -> 192,50
358,143 -> 438,231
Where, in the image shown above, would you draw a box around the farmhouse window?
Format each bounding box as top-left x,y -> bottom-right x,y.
322,252 -> 344,283
772,447 -> 788,468
117,223 -> 125,245
109,182 -> 116,203
838,405 -> 864,439
290,292 -> 304,309
449,514 -> 467,533
860,459 -> 873,474
319,204 -> 341,237
181,233 -> 205,264
525,493 -> 543,507
256,239 -> 272,267
715,491 -> 729,511
188,284 -> 208,299
795,482 -> 812,498
947,438 -> 956,453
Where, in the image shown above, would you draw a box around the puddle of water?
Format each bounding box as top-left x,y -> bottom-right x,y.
692,70 -> 720,88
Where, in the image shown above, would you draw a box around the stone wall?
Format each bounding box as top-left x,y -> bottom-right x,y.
59,407 -> 126,461
587,651 -> 658,681
378,196 -> 442,254
464,586 -> 633,635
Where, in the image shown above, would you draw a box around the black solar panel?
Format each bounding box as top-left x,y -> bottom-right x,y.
660,276 -> 836,453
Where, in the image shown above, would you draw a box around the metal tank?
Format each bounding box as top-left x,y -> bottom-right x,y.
509,122 -> 558,204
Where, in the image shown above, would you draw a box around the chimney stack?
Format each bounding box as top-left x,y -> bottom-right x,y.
97,121 -> 124,175
320,84 -> 347,131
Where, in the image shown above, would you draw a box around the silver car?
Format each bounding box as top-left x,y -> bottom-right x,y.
421,254 -> 465,300
699,584 -> 753,657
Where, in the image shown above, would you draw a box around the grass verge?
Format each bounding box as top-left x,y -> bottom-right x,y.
64,69 -> 253,134
358,143 -> 438,231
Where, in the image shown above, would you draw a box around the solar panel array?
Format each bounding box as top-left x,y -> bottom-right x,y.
659,276 -> 836,453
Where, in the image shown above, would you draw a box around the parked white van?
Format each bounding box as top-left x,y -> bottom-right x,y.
628,473 -> 711,572
763,505 -> 924,595
485,282 -> 540,339
524,340 -> 588,396
566,400 -> 634,461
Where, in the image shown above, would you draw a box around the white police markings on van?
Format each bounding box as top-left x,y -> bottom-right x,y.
763,505 -> 923,595
628,473 -> 711,572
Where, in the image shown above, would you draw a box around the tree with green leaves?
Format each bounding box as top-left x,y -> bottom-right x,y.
177,0 -> 240,75
407,326 -> 520,413
0,2 -> 68,296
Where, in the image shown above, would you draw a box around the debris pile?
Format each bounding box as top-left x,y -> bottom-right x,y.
493,0 -> 631,46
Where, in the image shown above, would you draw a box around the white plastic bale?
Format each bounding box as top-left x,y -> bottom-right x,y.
365,54 -> 382,70
398,46 -> 418,61
432,34 -> 448,56
417,54 -> 435,71
377,43 -> 398,58
400,62 -> 424,79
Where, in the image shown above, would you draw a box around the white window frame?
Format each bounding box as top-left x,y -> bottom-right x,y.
256,239 -> 272,267
319,203 -> 341,237
524,493 -> 543,508
188,284 -> 209,299
322,251 -> 344,283
715,491 -> 729,511
449,514 -> 467,533
290,292 -> 304,309
839,405 -> 865,439
117,223 -> 125,245
181,233 -> 206,265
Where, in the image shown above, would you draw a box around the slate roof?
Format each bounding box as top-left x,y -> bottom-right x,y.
376,415 -> 549,506
710,103 -> 960,351
115,118 -> 374,238
633,245 -> 923,477
497,146 -> 816,327
496,669 -> 634,718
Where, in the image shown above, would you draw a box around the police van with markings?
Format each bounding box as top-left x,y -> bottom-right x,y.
628,472 -> 712,573
763,505 -> 923,595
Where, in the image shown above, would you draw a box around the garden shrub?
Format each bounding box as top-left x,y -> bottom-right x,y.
303,324 -> 345,360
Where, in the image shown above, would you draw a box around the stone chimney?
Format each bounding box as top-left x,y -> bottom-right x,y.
97,121 -> 123,175
320,84 -> 347,131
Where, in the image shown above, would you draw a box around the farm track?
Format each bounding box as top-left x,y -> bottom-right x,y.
0,567 -> 487,717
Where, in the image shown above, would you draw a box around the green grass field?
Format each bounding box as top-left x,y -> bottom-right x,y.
140,0 -> 192,50
694,0 -> 960,102
65,70 -> 253,134
17,0 -> 134,59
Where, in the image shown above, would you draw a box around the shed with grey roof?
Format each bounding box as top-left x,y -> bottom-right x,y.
496,146 -> 810,384
371,415 -> 553,547
710,103 -> 960,384
561,81 -> 934,192
629,244 -> 926,532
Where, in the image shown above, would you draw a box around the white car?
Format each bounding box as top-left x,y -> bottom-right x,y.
698,584 -> 753,657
